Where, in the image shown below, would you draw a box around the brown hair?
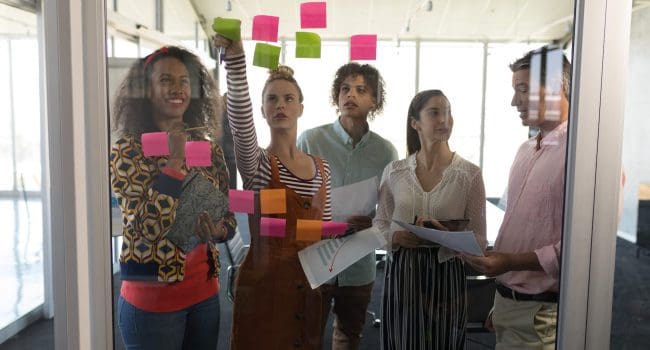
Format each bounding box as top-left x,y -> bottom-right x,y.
510,45 -> 572,99
331,62 -> 385,120
262,65 -> 304,103
111,46 -> 221,140
406,90 -> 449,155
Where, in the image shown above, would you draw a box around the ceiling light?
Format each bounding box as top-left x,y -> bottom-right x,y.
226,0 -> 232,12
425,0 -> 433,12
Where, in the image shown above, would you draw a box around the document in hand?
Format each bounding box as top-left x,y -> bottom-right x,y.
331,176 -> 379,221
298,227 -> 386,289
393,220 -> 485,256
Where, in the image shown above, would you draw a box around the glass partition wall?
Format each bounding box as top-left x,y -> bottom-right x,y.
104,1 -> 576,349
25,0 -> 633,349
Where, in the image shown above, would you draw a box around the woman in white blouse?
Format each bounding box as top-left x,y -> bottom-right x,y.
374,89 -> 486,349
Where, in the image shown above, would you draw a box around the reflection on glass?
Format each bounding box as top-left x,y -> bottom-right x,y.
107,1 -> 576,349
612,3 -> 650,349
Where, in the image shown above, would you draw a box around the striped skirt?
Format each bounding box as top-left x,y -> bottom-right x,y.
381,247 -> 467,350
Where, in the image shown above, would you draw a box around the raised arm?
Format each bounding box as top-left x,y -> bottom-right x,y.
216,36 -> 263,186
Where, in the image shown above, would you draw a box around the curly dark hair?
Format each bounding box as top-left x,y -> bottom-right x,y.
111,46 -> 221,140
330,62 -> 386,120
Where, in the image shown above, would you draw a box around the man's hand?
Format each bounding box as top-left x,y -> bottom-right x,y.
462,251 -> 542,277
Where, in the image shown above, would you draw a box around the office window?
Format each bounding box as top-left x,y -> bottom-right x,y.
0,3 -> 44,334
483,43 -> 543,197
418,42 -> 484,165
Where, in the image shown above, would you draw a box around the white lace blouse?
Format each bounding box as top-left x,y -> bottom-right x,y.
374,153 -> 487,262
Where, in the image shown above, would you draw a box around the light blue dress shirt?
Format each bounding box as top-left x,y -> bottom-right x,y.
297,118 -> 398,286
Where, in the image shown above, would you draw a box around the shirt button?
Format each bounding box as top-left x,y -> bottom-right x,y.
303,202 -> 310,209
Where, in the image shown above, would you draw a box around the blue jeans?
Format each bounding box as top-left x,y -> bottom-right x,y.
118,294 -> 220,350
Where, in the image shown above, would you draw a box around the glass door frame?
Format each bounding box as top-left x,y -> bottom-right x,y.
39,0 -> 632,348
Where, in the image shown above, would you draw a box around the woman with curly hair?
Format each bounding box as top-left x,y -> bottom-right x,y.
109,45 -> 236,350
212,34 -> 332,349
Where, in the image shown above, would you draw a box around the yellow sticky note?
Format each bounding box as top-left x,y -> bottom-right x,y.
296,219 -> 322,241
260,188 -> 287,214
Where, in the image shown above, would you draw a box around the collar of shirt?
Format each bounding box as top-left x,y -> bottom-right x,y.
333,117 -> 371,148
528,121 -> 568,149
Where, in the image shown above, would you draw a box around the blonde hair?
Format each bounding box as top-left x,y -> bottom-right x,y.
262,65 -> 304,103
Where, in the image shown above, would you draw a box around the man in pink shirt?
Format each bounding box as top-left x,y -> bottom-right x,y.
464,46 -> 571,349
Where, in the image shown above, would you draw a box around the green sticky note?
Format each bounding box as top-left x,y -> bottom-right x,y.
212,17 -> 241,41
295,32 -> 321,58
253,43 -> 281,69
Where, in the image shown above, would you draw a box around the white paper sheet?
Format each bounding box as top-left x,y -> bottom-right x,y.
331,177 -> 379,221
298,227 -> 386,289
393,220 -> 485,256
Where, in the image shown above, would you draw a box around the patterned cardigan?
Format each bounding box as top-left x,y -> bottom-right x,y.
109,136 -> 237,282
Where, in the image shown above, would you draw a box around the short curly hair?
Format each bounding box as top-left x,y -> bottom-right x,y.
111,46 -> 221,140
331,63 -> 386,120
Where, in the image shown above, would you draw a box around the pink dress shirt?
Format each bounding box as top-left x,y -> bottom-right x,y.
494,121 -> 567,294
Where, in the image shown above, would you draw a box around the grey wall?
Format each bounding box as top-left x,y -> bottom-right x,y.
619,5 -> 650,239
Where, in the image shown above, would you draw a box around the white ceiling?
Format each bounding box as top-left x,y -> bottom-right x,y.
191,0 -> 575,42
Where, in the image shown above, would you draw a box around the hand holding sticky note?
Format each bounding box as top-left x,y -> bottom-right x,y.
350,34 -> 377,60
253,43 -> 281,69
212,17 -> 241,41
185,141 -> 212,167
141,132 -> 169,156
260,188 -> 287,214
252,15 -> 279,42
300,2 -> 327,28
295,32 -> 321,58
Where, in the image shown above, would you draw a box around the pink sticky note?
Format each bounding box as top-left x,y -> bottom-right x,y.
350,34 -> 377,60
252,15 -> 279,42
185,141 -> 212,167
322,221 -> 349,236
141,132 -> 169,156
300,2 -> 327,29
229,189 -> 255,213
260,217 -> 286,237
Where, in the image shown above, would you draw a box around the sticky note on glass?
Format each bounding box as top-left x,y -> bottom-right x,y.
260,188 -> 286,214
295,32 -> 321,58
229,189 -> 255,213
300,2 -> 326,28
185,141 -> 212,167
296,219 -> 322,241
260,217 -> 286,237
212,17 -> 241,41
141,132 -> 169,156
252,15 -> 279,42
253,43 -> 281,69
322,221 -> 349,236
350,34 -> 377,60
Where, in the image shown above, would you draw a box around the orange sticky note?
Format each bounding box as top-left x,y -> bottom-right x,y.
296,219 -> 322,241
260,188 -> 287,214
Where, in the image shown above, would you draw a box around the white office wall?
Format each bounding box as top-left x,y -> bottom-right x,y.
619,5 -> 650,240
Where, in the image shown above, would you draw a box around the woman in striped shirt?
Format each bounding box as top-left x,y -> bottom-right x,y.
213,36 -> 332,349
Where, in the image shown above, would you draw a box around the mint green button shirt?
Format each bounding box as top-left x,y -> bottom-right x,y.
297,118 -> 398,286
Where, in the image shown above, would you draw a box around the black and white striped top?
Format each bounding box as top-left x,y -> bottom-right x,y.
224,54 -> 332,220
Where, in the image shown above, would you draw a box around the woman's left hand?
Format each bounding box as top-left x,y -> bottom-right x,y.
195,212 -> 228,241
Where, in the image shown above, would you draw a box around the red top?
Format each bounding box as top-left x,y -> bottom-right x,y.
121,243 -> 219,312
